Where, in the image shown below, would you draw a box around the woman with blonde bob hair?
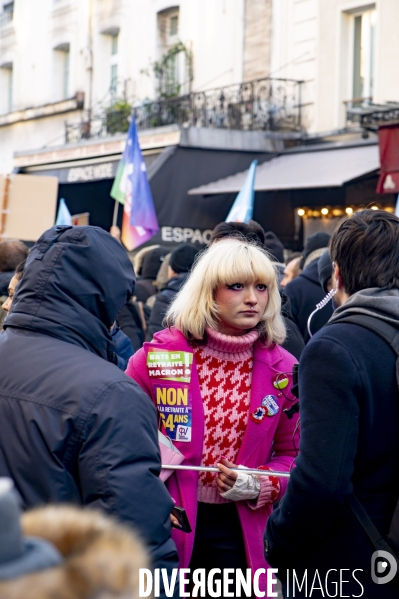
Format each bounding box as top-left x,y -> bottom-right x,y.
165,239 -> 286,346
126,237 -> 299,596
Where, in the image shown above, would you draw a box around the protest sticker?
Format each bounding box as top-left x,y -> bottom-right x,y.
155,383 -> 192,442
146,349 -> 193,383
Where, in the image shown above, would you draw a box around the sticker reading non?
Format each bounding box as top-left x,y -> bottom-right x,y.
155,383 -> 192,442
147,349 -> 193,383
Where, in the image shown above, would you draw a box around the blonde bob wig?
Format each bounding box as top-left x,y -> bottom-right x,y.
165,238 -> 286,345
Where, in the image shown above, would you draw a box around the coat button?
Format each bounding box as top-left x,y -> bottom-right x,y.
264,539 -> 269,553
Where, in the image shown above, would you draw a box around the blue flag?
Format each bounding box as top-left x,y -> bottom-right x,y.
110,116 -> 159,250
55,198 -> 72,226
225,160 -> 258,223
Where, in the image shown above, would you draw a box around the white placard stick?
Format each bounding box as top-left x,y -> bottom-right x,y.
162,465 -> 290,478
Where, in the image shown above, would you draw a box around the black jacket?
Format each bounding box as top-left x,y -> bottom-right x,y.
135,247 -> 170,303
134,277 -> 158,302
284,259 -> 333,343
280,291 -> 305,360
147,273 -> 188,340
0,226 -> 178,595
117,300 -> 151,352
265,320 -> 399,597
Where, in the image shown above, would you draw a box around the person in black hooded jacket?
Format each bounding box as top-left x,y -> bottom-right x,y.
284,232 -> 333,342
0,225 -> 178,599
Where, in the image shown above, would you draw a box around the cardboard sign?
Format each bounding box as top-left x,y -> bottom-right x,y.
71,212 -> 89,226
0,174 -> 58,242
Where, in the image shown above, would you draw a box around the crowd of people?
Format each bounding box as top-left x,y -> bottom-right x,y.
0,209 -> 398,598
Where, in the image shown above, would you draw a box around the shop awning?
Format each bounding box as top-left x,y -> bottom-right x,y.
20,150 -> 163,184
188,144 -> 380,195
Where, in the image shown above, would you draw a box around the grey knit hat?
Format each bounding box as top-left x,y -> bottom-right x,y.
0,478 -> 62,580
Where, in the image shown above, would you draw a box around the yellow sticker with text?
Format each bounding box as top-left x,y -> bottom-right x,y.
155,384 -> 192,442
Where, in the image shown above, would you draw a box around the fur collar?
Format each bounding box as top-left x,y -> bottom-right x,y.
0,506 -> 148,599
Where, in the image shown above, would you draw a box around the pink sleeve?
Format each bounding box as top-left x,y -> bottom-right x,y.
266,405 -> 299,498
248,396 -> 300,510
125,348 -> 154,400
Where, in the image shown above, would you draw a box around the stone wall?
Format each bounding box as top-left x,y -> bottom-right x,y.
243,0 -> 273,81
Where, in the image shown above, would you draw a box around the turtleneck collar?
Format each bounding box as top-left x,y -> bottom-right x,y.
195,325 -> 259,360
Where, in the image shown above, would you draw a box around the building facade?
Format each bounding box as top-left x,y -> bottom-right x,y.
0,0 -> 253,174
1,0 -> 398,246
2,0 -> 398,174
272,0 -> 399,133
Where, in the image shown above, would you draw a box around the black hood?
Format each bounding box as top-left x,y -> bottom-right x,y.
299,259 -> 321,286
4,225 -> 135,361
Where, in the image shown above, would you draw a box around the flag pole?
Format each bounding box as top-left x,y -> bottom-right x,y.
112,199 -> 119,227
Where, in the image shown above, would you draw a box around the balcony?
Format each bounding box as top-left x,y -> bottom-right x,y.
345,98 -> 399,135
65,77 -> 304,144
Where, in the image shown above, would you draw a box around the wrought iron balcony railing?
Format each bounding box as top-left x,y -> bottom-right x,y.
134,78 -> 303,132
346,99 -> 399,133
65,77 -> 304,144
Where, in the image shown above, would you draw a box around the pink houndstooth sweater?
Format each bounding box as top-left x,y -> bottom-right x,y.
194,326 -> 280,506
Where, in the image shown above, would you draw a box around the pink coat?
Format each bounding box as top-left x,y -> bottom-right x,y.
126,327 -> 299,594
